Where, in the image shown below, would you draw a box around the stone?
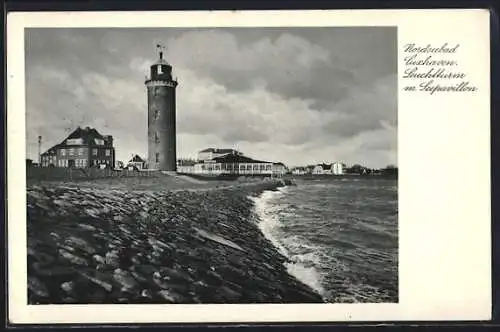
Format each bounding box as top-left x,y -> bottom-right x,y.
65,236 -> 96,254
206,269 -> 223,281
113,215 -> 124,222
28,277 -> 49,297
59,249 -> 88,266
84,208 -> 101,218
118,224 -> 132,235
53,199 -> 72,208
78,223 -> 97,231
131,256 -> 142,265
160,267 -> 191,282
153,277 -> 171,289
92,254 -> 106,265
105,250 -> 120,268
113,268 -> 138,291
79,271 -> 113,292
157,289 -> 185,303
140,289 -> 152,299
49,232 -> 61,241
61,281 -> 75,293
131,271 -> 147,283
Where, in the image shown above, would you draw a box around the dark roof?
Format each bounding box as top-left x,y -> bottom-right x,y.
199,148 -> 240,154
129,154 -> 145,163
41,144 -> 61,156
59,126 -> 113,147
66,126 -> 104,141
317,163 -> 332,170
178,159 -> 196,166
212,154 -> 270,164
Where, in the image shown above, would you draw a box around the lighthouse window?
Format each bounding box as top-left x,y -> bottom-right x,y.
153,109 -> 160,120
155,153 -> 160,163
157,65 -> 163,74
154,132 -> 160,143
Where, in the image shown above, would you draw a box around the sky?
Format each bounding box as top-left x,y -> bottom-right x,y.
25,27 -> 397,168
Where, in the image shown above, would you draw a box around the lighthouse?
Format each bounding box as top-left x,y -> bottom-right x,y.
145,45 -> 178,172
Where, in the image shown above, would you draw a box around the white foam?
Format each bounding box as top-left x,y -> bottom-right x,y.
285,262 -> 325,295
249,192 -> 289,257
249,190 -> 326,298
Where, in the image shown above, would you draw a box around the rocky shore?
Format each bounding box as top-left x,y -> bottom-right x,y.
27,179 -> 324,304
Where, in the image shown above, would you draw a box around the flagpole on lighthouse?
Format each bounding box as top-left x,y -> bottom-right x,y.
156,43 -> 166,59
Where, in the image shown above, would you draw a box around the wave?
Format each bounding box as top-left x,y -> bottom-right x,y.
249,190 -> 326,298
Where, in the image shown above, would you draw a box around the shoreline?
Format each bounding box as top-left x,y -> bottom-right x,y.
27,178 -> 324,304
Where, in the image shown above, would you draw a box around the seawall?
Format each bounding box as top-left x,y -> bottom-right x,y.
27,179 -> 324,304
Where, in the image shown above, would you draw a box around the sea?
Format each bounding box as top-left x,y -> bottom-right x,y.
251,176 -> 398,303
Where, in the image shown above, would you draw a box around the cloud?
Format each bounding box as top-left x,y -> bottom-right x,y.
166,30 -> 357,108
319,74 -> 397,139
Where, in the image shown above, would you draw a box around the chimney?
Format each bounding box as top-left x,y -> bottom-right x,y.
105,135 -> 113,145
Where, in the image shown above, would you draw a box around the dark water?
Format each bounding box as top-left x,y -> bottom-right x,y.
252,177 -> 398,303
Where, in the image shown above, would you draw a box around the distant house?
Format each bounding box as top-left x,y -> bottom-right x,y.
127,154 -> 146,170
197,148 -> 243,162
291,167 -> 307,175
115,161 -> 124,169
272,162 -> 287,176
312,163 -> 332,175
40,145 -> 59,167
331,162 -> 344,175
40,126 -> 115,168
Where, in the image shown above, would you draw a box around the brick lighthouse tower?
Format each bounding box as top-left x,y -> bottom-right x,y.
145,45 -> 178,172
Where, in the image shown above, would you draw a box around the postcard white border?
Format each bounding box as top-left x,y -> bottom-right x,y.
7,9 -> 491,324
